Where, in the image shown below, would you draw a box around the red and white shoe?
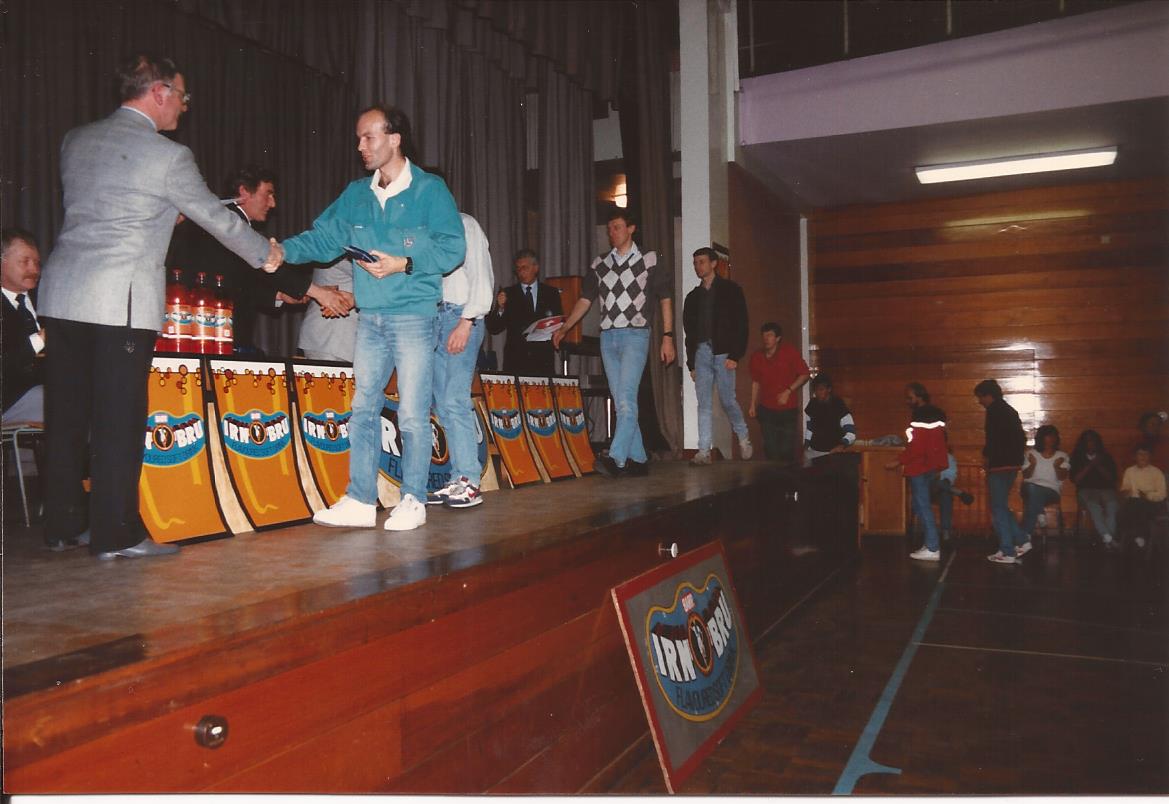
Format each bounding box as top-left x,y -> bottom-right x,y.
445,478 -> 483,509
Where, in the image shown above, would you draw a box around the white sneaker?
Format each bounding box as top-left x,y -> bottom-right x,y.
690,450 -> 712,466
1135,536 -> 1147,549
909,547 -> 940,562
987,551 -> 1017,565
739,437 -> 754,461
1037,513 -> 1047,528
385,494 -> 426,531
1015,541 -> 1033,557
313,495 -> 376,528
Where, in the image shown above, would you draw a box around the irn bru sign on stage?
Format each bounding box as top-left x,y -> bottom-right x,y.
139,357 -> 231,544
611,541 -> 762,793
647,576 -> 740,721
292,363 -> 355,508
208,359 -> 313,530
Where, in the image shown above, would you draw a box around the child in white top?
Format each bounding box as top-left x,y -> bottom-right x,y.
1019,424 -> 1070,547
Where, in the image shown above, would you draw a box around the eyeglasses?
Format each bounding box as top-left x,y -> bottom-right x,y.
162,83 -> 191,105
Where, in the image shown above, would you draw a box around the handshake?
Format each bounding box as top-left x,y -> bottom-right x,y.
261,239 -> 354,317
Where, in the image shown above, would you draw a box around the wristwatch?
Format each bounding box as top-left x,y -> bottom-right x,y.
403,256 -> 414,275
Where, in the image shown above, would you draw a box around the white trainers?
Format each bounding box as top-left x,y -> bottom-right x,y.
1036,513 -> 1047,529
385,494 -> 426,531
1015,541 -> 1033,557
909,547 -> 940,562
690,450 -> 712,466
313,495 -> 376,528
987,551 -> 1018,564
1135,536 -> 1147,549
740,437 -> 754,461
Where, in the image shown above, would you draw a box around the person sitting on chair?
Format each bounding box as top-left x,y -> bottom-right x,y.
2,228 -> 45,426
1119,445 -> 1167,552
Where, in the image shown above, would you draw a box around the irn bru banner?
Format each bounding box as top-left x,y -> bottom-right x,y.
207,359 -> 314,530
517,376 -> 576,480
139,357 -> 230,544
291,361 -> 355,508
551,376 -> 595,474
139,359 -> 590,544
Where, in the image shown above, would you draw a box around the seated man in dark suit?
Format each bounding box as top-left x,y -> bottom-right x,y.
486,249 -> 562,375
2,228 -> 45,424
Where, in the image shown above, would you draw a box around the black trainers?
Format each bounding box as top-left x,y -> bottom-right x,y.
625,459 -> 649,477
594,455 -> 623,478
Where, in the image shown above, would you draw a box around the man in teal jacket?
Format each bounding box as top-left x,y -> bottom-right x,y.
282,105 -> 466,532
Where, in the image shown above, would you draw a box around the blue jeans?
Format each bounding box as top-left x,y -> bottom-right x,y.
433,303 -> 485,483
932,477 -> 958,532
1077,487 -> 1118,539
1021,482 -> 1060,537
600,327 -> 650,467
987,470 -> 1025,556
693,342 -> 748,452
348,311 -> 435,504
910,471 -> 941,551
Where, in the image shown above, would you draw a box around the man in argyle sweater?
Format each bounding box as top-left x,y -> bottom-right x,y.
554,209 -> 676,477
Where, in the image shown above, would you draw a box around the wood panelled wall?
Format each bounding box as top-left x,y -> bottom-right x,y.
810,179 -> 1169,508
728,163 -> 804,453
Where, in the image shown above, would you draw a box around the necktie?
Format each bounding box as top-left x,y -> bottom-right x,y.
14,294 -> 38,336
525,285 -> 535,313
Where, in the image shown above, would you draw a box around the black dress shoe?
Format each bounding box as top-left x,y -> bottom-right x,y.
624,459 -> 650,477
45,530 -> 91,552
594,455 -> 624,479
96,538 -> 180,560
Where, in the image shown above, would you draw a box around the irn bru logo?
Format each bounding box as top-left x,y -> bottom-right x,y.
143,412 -> 205,467
525,407 -> 557,437
221,409 -> 292,459
489,408 -> 523,440
302,409 -> 351,454
645,574 -> 740,722
557,406 -> 586,434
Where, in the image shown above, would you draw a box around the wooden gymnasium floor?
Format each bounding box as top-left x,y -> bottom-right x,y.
609,533 -> 1169,796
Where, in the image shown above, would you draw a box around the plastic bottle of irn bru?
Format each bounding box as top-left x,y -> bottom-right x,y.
191,271 -> 216,355
213,274 -> 234,355
157,268 -> 191,353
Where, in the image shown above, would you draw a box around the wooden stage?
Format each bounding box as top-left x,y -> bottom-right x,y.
3,460 -> 857,794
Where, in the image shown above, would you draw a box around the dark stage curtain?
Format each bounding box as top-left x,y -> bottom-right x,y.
617,0 -> 683,456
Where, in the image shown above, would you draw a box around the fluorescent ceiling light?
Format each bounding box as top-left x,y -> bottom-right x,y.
915,147 -> 1117,184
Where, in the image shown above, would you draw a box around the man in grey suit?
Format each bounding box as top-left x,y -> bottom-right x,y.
38,53 -> 284,559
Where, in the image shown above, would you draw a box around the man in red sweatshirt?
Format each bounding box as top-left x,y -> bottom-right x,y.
887,382 -> 949,561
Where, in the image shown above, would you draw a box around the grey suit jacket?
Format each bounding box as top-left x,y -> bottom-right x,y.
39,107 -> 269,331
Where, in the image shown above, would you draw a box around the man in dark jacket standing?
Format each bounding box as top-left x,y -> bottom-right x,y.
683,247 -> 751,465
486,249 -> 562,375
975,379 -> 1028,564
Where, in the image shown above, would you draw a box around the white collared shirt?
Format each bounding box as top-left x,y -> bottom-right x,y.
3,287 -> 44,354
609,241 -> 642,267
521,281 -> 539,309
370,159 -> 413,210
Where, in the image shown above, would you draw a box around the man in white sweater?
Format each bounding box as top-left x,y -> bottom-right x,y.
429,213 -> 494,508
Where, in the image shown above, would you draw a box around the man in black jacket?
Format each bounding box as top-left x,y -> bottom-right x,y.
683,247 -> 751,464
486,249 -> 562,375
2,228 -> 46,425
976,378 -> 1028,564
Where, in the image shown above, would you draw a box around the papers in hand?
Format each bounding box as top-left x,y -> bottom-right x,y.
523,315 -> 565,342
